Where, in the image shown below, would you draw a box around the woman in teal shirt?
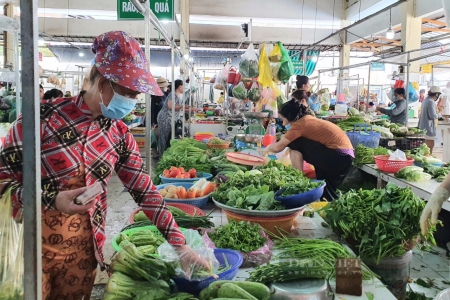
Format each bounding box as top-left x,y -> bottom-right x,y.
296,75 -> 321,112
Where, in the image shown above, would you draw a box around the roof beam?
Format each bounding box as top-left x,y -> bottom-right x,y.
422,27 -> 450,33
374,37 -> 401,45
352,42 -> 398,47
422,18 -> 447,26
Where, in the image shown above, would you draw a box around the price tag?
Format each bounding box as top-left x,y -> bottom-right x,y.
388,141 -> 396,147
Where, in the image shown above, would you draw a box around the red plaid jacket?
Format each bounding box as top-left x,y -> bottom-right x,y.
0,94 -> 185,265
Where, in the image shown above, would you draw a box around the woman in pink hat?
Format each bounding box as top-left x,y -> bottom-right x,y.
0,31 -> 209,299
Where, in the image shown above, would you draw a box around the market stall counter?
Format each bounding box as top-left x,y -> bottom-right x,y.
358,164 -> 450,212
227,210 -> 397,300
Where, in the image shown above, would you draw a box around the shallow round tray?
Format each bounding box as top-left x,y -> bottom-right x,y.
212,198 -> 305,217
244,112 -> 269,119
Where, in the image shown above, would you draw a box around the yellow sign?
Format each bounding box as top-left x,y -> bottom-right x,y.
421,64 -> 432,74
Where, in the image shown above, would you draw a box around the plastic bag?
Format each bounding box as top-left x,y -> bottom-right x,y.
157,229 -> 219,281
232,82 -> 248,101
258,44 -> 274,88
248,82 -> 262,103
278,42 -> 294,82
203,229 -> 273,268
269,43 -> 282,63
388,149 -> 407,161
0,187 -> 24,298
274,86 -> 287,112
239,43 -> 259,79
256,88 -> 278,118
214,66 -> 230,91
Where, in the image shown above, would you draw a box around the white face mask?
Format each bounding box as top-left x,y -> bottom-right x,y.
162,87 -> 168,92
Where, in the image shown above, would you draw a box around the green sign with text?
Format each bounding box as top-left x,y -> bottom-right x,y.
293,60 -> 304,72
117,0 -> 174,21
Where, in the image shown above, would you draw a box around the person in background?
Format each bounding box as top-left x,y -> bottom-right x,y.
152,77 -> 169,126
292,90 -> 315,117
218,92 -> 225,105
157,79 -> 198,154
43,88 -> 63,100
0,31 -> 209,299
65,91 -> 72,97
419,89 -> 426,103
165,84 -> 171,97
39,84 -> 44,100
296,75 -> 321,112
267,91 -> 354,201
442,83 -> 450,117
418,86 -> 441,154
376,88 -> 407,125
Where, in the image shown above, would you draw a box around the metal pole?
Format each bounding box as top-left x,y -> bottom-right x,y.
367,63 -> 372,112
171,36 -> 176,139
406,52 -> 410,105
144,1 -> 152,173
181,71 -> 185,139
14,31 -> 21,115
431,65 -> 434,87
20,0 -> 42,298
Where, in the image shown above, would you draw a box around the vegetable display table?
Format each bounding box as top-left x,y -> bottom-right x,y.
189,123 -> 227,137
358,164 -> 450,211
222,208 -> 397,300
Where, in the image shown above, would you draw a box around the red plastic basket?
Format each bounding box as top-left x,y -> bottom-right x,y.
129,203 -> 206,224
373,155 -> 414,173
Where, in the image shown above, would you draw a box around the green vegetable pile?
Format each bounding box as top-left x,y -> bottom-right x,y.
208,221 -> 267,253
212,161 -> 317,210
239,59 -> 259,78
199,281 -> 271,300
232,84 -> 247,100
247,236 -> 377,284
422,163 -> 450,182
395,166 -> 431,182
281,180 -> 323,196
208,137 -> 227,145
135,292 -> 198,300
247,86 -> 262,102
405,144 -> 442,164
154,139 -> 211,184
336,116 -> 366,132
123,114 -> 133,123
323,183 -> 433,263
214,184 -> 284,211
133,205 -> 215,229
116,228 -> 166,255
104,241 -> 175,299
354,144 -> 389,167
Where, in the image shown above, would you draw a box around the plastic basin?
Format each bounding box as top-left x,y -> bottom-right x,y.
274,181 -> 326,209
156,182 -> 212,209
172,249 -> 243,294
159,172 -> 213,184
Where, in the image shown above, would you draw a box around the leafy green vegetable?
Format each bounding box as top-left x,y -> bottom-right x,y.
395,167 -> 432,182
232,85 -> 248,100
365,292 -> 375,300
239,59 -> 259,78
323,183 -> 436,263
248,86 -> 262,102
209,221 -> 267,253
281,180 -> 323,196
354,144 -> 389,167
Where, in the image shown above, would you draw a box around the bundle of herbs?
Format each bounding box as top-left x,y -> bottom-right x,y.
323,183 -> 437,263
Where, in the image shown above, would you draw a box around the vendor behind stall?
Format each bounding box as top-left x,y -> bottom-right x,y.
376,87 -> 407,125
267,91 -> 354,201
296,75 -> 321,112
419,86 -> 441,154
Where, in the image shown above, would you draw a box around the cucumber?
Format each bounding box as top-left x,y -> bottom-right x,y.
168,205 -> 189,217
218,283 -> 257,300
212,299 -> 249,300
199,287 -> 213,300
205,281 -> 270,300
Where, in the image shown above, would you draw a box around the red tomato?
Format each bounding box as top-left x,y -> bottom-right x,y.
188,168 -> 197,178
163,170 -> 170,177
178,167 -> 185,173
175,174 -> 184,179
183,173 -> 190,179
170,169 -> 181,178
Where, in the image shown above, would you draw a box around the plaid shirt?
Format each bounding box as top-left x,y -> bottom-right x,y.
0,94 -> 185,266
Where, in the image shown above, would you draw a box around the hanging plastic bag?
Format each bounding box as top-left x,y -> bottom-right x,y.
213,65 -> 229,91
256,87 -> 278,118
394,80 -> 404,89
278,42 -> 295,82
0,187 -> 24,298
203,228 -> 273,268
233,82 -> 248,101
157,229 -> 219,281
239,43 -> 259,79
408,82 -> 419,103
258,44 -> 274,88
248,82 -> 262,103
269,43 -> 282,63
274,86 -> 287,112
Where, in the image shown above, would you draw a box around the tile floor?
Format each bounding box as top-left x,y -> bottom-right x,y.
93,154 -> 450,299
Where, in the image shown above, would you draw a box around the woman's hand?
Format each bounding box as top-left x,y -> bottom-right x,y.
55,187 -> 97,215
175,245 -> 211,277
